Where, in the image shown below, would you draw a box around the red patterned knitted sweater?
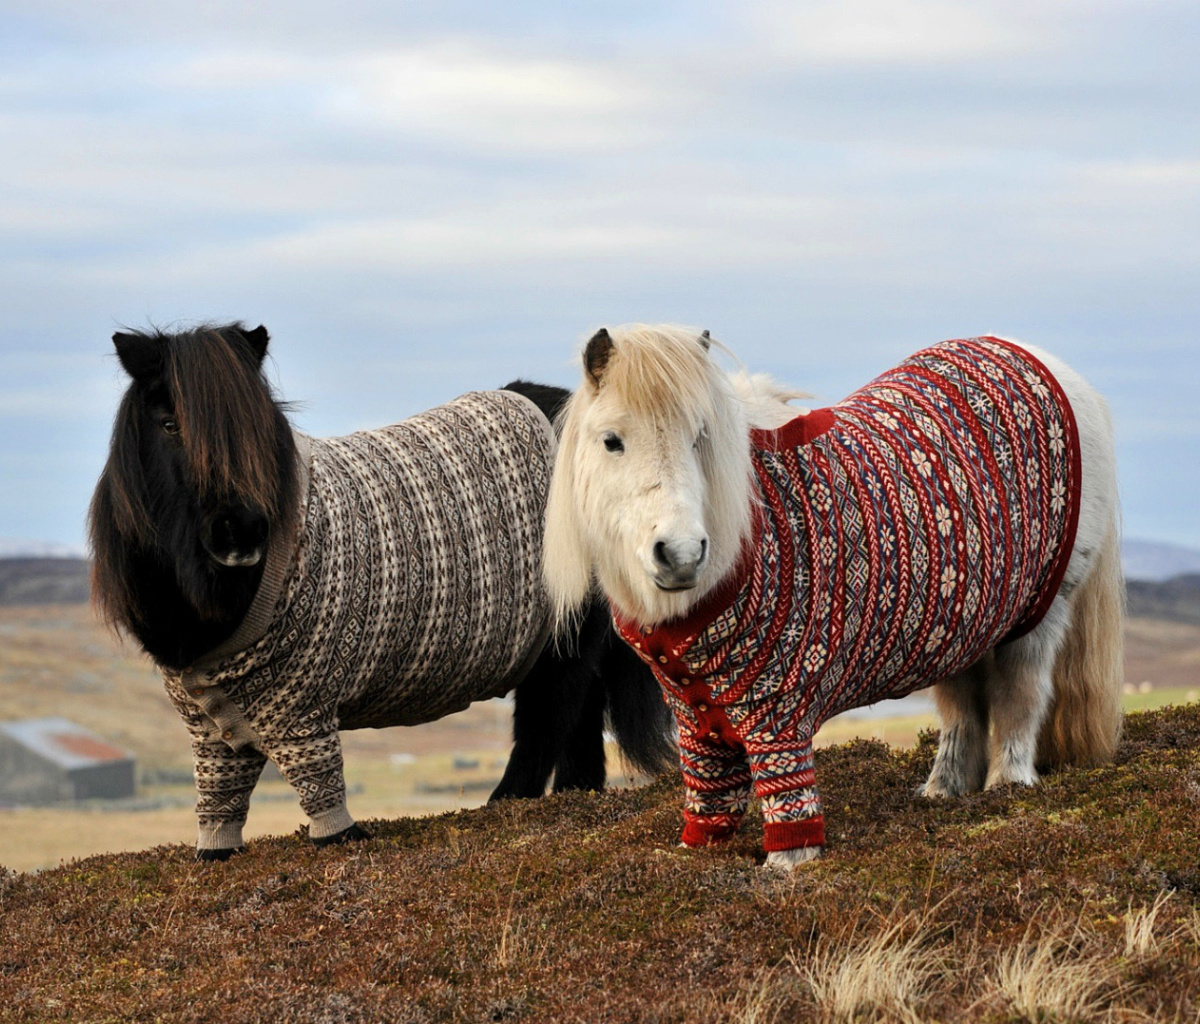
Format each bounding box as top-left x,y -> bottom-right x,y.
616,338 -> 1082,852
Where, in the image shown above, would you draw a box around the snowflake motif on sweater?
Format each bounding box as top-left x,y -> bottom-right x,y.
161,390 -> 556,851
617,338 -> 1081,852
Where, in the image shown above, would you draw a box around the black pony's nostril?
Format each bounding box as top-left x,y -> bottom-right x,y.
203,505 -> 269,561
214,517 -> 236,545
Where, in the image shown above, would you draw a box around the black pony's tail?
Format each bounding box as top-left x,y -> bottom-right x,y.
601,631 -> 677,777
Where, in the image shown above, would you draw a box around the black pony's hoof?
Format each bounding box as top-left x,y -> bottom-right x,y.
488,785 -> 538,803
196,846 -> 243,862
313,823 -> 370,847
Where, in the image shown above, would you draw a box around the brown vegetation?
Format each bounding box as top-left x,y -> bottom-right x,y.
3,704 -> 1200,1023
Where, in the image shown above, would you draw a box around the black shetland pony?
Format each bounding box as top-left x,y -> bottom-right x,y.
90,323 -> 673,859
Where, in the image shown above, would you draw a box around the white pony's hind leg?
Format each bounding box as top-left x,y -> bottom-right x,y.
1002,340 -> 1124,774
977,339 -> 1122,789
984,597 -> 1072,788
922,657 -> 991,797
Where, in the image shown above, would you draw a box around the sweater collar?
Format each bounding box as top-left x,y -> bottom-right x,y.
614,405 -> 834,660
614,538 -> 756,664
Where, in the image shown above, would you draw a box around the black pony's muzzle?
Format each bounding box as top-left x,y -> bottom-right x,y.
201,504 -> 269,568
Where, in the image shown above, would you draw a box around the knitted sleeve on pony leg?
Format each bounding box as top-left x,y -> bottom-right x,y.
270,733 -> 355,840
190,735 -> 268,852
679,731 -> 753,847
166,682 -> 268,850
746,738 -> 825,852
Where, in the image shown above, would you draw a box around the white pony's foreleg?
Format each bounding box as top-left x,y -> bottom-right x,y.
765,846 -> 823,870
984,598 -> 1072,788
922,657 -> 991,797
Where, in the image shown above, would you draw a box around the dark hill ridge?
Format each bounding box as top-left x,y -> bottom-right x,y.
0,558 -> 89,606
3,553 -> 1198,621
1127,573 -> 1200,626
3,705 -> 1200,1023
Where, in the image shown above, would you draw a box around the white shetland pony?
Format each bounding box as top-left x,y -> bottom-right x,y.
544,324 -> 1123,870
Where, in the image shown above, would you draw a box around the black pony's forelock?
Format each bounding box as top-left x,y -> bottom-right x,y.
163,324 -> 289,517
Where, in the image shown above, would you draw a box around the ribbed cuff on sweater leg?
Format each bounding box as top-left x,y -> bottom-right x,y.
197,820 -> 245,851
680,815 -> 741,848
309,804 -> 355,840
762,815 -> 825,852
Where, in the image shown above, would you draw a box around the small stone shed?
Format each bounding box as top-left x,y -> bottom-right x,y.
0,717 -> 136,804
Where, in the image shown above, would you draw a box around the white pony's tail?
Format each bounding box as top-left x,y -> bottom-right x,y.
1037,513 -> 1125,767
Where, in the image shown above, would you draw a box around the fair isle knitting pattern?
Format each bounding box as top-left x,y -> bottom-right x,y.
162,391 -> 557,851
617,338 -> 1081,853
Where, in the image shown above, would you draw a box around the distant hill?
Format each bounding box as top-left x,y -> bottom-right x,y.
2,548 -> 1200,617
1123,539 -> 1200,581
1127,573 -> 1200,626
0,558 -> 90,606
0,539 -> 87,559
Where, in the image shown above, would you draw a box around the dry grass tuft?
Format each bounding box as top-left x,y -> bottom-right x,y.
1123,890 -> 1175,960
797,915 -> 951,1024
987,925 -> 1118,1024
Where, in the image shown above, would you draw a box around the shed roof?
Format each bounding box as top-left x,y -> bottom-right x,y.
0,717 -> 133,770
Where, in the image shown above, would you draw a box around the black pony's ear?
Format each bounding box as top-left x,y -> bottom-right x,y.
584,328 -> 614,389
112,332 -> 163,382
699,329 -> 711,351
236,324 -> 270,364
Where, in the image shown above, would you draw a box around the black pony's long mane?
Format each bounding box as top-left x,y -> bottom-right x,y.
89,324 -> 297,640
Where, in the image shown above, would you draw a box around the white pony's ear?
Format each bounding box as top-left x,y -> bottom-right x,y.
699,329 -> 711,350
583,328 -> 614,391
542,394 -> 595,633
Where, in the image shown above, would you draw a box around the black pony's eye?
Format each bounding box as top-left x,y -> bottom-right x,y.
162,419 -> 180,435
603,432 -> 624,454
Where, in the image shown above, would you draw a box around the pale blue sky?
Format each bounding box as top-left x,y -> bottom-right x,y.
1,1 -> 1196,549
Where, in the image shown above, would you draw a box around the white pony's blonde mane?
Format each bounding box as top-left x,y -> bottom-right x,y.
544,324 -> 802,629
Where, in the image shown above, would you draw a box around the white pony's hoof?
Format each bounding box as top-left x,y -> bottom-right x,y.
764,846 -> 823,871
984,765 -> 1039,790
919,777 -> 968,799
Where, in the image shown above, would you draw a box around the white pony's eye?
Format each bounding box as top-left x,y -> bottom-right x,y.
693,426 -> 707,450
603,432 -> 625,454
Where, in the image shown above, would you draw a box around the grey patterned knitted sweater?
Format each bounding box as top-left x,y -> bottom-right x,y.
161,390 -> 556,851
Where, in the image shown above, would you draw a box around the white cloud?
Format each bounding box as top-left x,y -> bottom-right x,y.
158,42 -> 665,154
1079,159 -> 1200,188
751,0 -> 1034,64
254,216 -> 677,269
330,46 -> 659,152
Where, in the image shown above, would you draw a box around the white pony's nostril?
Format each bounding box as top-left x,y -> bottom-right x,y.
652,537 -> 706,578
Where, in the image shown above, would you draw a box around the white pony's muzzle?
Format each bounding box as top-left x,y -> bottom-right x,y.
650,535 -> 708,591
